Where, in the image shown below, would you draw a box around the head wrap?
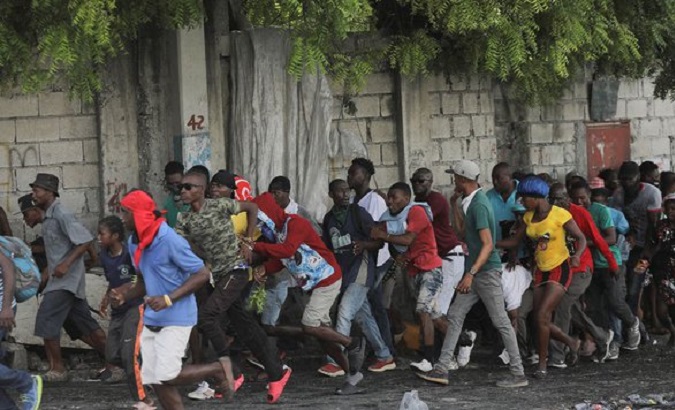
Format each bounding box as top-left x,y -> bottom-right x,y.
234,176 -> 253,201
589,177 -> 605,189
517,176 -> 550,198
120,190 -> 165,267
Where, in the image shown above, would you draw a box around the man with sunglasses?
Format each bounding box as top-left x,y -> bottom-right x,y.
546,183 -> 628,366
174,171 -> 290,403
161,161 -> 190,228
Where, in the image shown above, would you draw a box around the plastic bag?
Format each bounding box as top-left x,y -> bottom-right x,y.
399,390 -> 429,410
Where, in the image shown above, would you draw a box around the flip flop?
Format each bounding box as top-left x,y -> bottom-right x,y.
335,382 -> 366,396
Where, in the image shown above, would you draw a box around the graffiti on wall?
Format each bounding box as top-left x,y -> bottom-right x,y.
106,181 -> 128,214
182,131 -> 212,171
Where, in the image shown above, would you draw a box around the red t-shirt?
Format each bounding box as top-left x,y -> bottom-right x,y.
404,206 -> 443,276
568,204 -> 618,274
416,191 -> 462,256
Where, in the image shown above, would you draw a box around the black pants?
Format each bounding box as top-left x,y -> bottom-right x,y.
106,306 -> 146,402
587,267 -> 635,328
198,269 -> 283,381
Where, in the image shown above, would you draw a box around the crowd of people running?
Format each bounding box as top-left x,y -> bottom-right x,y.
1,156 -> 674,410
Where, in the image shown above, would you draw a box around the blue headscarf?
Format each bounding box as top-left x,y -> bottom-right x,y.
517,176 -> 549,198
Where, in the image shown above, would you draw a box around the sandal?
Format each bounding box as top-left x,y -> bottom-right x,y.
217,357 -> 235,401
532,369 -> 547,380
42,370 -> 69,382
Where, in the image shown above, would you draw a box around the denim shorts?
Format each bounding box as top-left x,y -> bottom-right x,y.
415,267 -> 444,318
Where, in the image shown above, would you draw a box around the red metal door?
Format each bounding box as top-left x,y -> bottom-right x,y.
586,121 -> 631,178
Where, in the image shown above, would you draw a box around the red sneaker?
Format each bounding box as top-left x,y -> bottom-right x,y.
267,367 -> 292,404
367,358 -> 396,373
317,363 -> 344,377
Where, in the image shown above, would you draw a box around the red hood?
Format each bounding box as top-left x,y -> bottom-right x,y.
253,192 -> 287,229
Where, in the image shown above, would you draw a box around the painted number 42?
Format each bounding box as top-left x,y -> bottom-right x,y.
187,115 -> 205,130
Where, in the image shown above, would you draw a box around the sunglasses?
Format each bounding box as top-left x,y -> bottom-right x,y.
179,183 -> 203,191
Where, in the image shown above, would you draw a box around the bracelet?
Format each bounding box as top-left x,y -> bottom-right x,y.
164,294 -> 173,307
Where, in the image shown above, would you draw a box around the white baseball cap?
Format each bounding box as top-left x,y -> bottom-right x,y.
445,160 -> 480,181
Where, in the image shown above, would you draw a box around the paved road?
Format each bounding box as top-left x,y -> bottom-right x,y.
36,337 -> 675,410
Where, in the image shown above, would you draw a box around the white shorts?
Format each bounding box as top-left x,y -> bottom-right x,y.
437,245 -> 465,316
140,325 -> 192,385
501,263 -> 533,311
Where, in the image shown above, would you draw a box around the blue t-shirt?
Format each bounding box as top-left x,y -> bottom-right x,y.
99,246 -> 142,317
128,223 -> 205,327
486,181 -> 518,242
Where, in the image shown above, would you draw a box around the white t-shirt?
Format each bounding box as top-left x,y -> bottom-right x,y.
501,263 -> 532,311
353,190 -> 391,267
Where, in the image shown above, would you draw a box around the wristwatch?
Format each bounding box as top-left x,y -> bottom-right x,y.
469,267 -> 478,276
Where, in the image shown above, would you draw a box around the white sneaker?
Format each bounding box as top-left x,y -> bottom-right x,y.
526,353 -> 539,365
498,349 -> 510,365
410,359 -> 433,372
457,331 -> 477,367
187,381 -> 215,401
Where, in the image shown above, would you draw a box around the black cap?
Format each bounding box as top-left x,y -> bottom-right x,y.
29,173 -> 59,197
211,170 -> 237,189
16,194 -> 37,214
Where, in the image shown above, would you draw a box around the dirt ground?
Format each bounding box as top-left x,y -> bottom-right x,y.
33,335 -> 675,410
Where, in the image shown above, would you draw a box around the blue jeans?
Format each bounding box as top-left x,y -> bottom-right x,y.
610,314 -> 623,344
369,262 -> 395,355
0,327 -> 32,410
336,283 -> 392,360
626,247 -> 644,315
261,278 -> 289,326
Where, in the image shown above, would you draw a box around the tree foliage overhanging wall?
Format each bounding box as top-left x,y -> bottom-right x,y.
1,0 -> 675,103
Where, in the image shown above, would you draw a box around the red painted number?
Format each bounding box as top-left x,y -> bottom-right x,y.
187,115 -> 205,130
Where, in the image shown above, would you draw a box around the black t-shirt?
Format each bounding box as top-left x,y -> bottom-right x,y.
99,246 -> 142,316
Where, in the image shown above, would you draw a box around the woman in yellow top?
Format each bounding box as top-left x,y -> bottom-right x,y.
501,176 -> 587,379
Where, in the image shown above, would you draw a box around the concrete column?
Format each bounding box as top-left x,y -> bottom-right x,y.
177,26 -> 212,170
98,53 -> 140,215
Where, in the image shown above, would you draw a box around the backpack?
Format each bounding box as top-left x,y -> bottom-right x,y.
0,236 -> 41,303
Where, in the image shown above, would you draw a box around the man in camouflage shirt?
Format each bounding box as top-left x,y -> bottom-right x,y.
175,170 -> 288,399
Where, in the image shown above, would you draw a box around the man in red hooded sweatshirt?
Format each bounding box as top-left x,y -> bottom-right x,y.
251,192 -> 363,395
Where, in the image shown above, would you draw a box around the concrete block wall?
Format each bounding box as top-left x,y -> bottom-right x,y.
612,78 -> 675,171
494,79 -> 588,179
330,73 -> 400,191
527,83 -> 589,178
330,72 -> 496,200
419,74 -> 496,196
0,91 -> 100,241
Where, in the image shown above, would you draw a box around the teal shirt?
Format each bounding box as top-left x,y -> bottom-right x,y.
485,181 -> 518,241
464,190 -> 503,273
162,195 -> 190,228
588,202 -> 622,268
